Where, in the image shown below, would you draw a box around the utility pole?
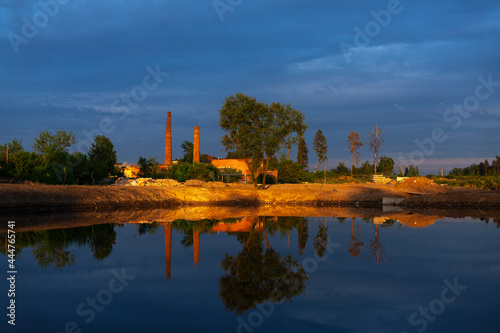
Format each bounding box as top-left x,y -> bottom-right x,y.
324,164 -> 326,183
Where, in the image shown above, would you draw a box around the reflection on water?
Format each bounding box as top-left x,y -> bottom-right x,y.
1,213 -> 500,332
1,224 -> 118,270
218,218 -> 308,314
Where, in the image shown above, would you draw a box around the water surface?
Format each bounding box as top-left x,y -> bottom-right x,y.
2,214 -> 499,333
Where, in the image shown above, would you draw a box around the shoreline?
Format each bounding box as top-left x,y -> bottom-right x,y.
1,180 -> 499,214
1,204 -> 499,234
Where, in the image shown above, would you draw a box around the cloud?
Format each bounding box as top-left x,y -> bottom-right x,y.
1,0 -> 499,171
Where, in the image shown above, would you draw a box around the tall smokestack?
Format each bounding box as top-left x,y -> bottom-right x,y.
193,126 -> 200,163
165,112 -> 172,165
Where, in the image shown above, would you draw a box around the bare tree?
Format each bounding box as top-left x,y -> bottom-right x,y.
368,224 -> 385,264
366,126 -> 385,174
347,131 -> 363,177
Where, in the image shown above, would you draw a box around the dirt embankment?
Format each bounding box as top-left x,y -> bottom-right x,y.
0,177 -> 499,214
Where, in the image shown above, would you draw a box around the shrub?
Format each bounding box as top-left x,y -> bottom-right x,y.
277,160 -> 305,183
165,162 -> 219,182
257,173 -> 276,184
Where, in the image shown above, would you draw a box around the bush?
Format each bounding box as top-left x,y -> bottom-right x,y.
277,160 -> 306,183
336,162 -> 350,175
257,173 -> 276,184
137,157 -> 160,178
483,180 -> 498,191
165,162 -> 219,182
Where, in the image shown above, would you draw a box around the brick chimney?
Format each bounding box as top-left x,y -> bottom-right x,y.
193,126 -> 200,163
165,112 -> 172,165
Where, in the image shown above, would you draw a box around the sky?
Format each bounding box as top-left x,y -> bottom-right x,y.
1,0 -> 499,174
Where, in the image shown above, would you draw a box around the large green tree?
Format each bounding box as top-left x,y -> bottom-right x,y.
87,135 -> 117,182
218,93 -> 306,188
296,137 -> 309,171
33,128 -> 76,155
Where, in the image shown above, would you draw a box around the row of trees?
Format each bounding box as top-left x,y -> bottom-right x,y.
449,156 -> 500,176
217,93 -> 394,187
314,126 -> 385,177
295,125 -> 386,182
0,129 -> 118,185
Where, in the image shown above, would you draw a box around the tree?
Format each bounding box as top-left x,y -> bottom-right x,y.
283,135 -> 298,160
336,162 -> 349,175
0,139 -> 24,164
360,160 -> 373,175
296,137 -> 309,171
87,135 -> 117,182
277,160 -> 305,183
313,129 -> 327,182
405,165 -> 419,177
347,131 -> 363,177
180,141 -> 194,163
378,156 -> 394,176
33,128 -> 76,155
366,126 -> 385,174
137,157 -> 160,177
10,151 -> 46,181
218,93 -> 306,188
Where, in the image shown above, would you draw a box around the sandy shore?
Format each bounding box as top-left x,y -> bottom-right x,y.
1,177 -> 499,214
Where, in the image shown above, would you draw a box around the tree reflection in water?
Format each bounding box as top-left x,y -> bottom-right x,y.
219,217 -> 308,314
2,224 -> 118,270
368,223 -> 385,263
297,217 -> 309,255
313,217 -> 328,258
348,217 -> 364,257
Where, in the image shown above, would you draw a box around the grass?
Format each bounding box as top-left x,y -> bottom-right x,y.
427,175 -> 500,190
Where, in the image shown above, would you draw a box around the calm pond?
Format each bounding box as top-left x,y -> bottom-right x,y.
2,213 -> 500,333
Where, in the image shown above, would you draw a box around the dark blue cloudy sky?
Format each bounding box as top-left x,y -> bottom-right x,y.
1,0 -> 499,174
